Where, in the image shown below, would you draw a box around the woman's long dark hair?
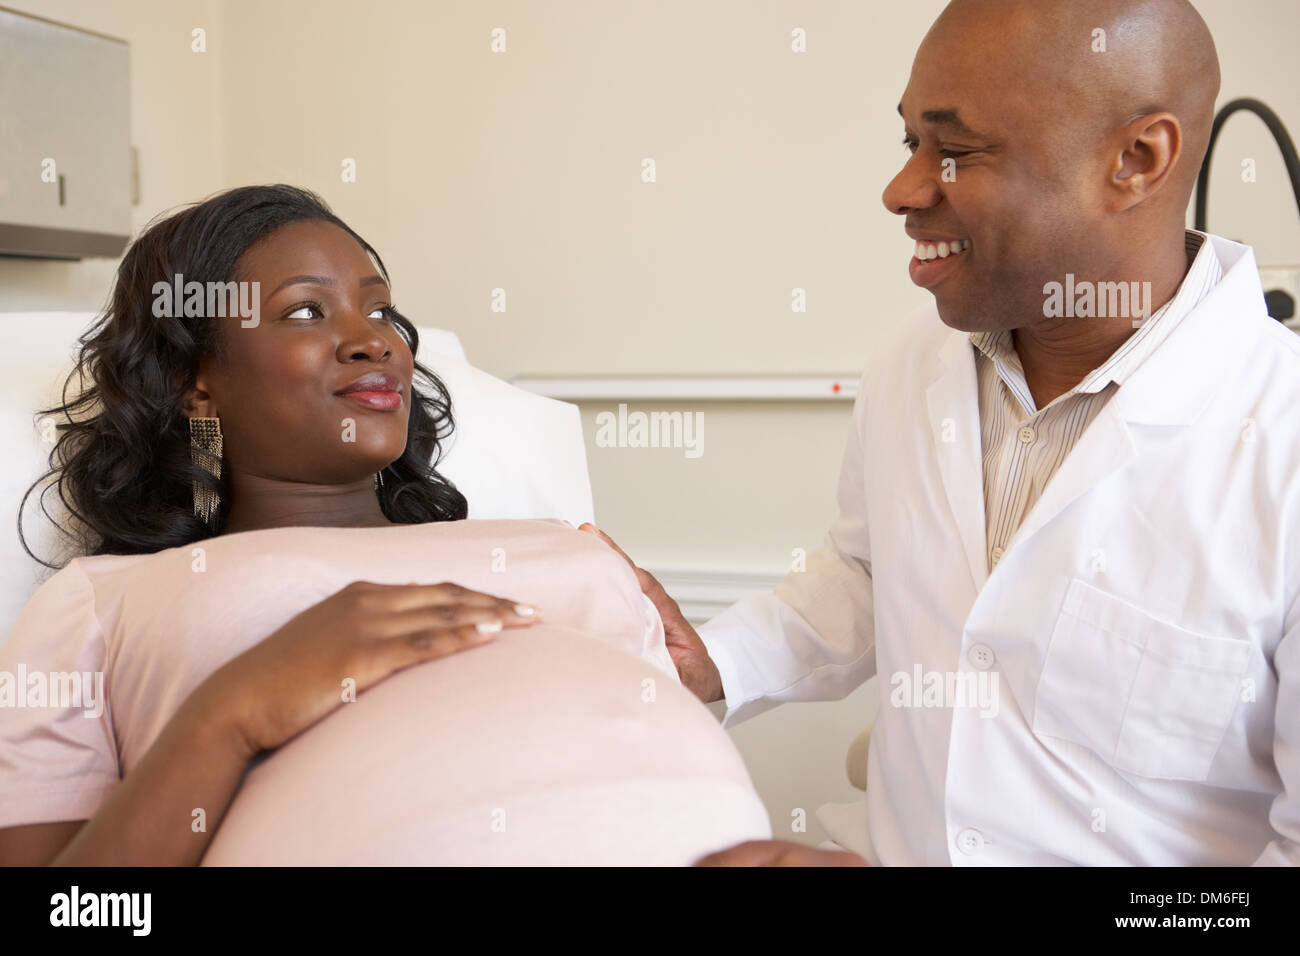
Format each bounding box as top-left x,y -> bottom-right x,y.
19,184 -> 468,567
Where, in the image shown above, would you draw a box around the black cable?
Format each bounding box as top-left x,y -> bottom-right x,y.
1195,97 -> 1300,233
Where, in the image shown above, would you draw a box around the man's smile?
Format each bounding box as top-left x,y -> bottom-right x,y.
908,237 -> 972,288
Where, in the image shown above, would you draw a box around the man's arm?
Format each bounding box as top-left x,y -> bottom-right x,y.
697,386 -> 877,728
1253,588 -> 1300,865
582,366 -> 878,727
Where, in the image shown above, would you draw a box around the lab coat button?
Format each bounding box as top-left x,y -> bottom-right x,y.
955,828 -> 985,855
1018,425 -> 1036,444
968,643 -> 995,670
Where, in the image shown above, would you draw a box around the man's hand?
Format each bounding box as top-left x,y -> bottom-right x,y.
578,523 -> 724,704
694,840 -> 869,866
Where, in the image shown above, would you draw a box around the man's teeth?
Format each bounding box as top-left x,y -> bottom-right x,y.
914,239 -> 971,261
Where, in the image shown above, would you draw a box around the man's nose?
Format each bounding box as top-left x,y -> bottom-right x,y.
882,156 -> 943,216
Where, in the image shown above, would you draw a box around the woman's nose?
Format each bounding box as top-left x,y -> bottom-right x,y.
337,311 -> 391,361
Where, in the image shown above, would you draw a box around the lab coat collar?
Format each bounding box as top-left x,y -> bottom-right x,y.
924,234 -> 1268,592
1111,235 -> 1265,426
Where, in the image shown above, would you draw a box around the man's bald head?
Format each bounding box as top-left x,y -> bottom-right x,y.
884,0 -> 1222,333
931,0 -> 1220,203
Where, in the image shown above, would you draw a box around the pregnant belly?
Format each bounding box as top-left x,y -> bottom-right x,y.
201,625 -> 771,865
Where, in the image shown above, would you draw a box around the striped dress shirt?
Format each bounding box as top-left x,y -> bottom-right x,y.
971,230 -> 1223,573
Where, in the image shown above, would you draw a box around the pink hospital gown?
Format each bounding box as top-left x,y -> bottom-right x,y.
0,518 -> 771,864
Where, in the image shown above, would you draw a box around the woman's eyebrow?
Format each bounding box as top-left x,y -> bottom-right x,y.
267,274 -> 389,297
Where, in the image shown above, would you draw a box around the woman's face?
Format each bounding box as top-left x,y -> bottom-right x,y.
193,219 -> 413,484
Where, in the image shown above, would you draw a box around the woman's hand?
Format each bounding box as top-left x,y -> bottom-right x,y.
578,523 -> 723,704
203,580 -> 539,756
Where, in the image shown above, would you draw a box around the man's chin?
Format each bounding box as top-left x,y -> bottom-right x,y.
933,298 -> 984,334
932,297 -> 1014,336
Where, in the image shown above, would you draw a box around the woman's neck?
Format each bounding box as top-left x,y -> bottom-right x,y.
219,472 -> 393,533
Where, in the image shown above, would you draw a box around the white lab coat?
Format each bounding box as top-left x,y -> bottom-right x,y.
699,235 -> 1300,865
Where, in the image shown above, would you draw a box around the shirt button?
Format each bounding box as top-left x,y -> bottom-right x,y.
968,643 -> 995,670
991,546 -> 1005,564
955,828 -> 985,855
1018,425 -> 1036,444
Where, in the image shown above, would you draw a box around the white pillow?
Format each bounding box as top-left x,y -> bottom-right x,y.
418,340 -> 594,528
0,312 -> 595,641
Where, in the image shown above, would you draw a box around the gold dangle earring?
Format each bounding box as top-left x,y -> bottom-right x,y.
190,416 -> 223,525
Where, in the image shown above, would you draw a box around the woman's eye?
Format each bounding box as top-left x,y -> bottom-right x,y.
283,302 -> 394,321
285,304 -> 321,320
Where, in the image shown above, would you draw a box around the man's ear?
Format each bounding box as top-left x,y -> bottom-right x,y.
1107,111 -> 1183,212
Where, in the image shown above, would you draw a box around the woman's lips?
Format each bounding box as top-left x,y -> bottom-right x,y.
336,390 -> 403,411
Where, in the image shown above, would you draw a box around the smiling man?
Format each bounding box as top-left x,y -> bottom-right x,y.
587,0 -> 1300,866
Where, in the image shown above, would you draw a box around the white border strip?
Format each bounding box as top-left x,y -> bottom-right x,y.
508,376 -> 858,402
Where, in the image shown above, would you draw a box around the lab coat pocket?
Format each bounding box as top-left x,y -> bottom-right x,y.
1032,578 -> 1250,781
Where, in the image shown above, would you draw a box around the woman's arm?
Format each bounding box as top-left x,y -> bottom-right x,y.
0,579 -> 537,866
54,680 -> 251,866
0,680 -> 251,867
0,822 -> 85,866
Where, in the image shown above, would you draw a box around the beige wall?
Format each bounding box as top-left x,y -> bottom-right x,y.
4,0 -> 1299,847
8,0 -> 1299,560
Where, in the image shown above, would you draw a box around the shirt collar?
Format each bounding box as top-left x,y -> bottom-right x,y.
969,230 -> 1223,400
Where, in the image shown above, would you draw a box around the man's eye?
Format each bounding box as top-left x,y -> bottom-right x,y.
903,136 -> 975,160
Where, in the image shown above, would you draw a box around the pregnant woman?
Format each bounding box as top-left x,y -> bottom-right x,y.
0,184 -> 770,865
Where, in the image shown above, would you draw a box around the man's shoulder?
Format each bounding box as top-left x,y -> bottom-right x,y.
1257,317 -> 1300,369
856,302 -> 961,394
1225,316 -> 1300,417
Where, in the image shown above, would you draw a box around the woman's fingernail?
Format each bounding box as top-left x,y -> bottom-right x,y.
476,620 -> 503,635
514,604 -> 537,616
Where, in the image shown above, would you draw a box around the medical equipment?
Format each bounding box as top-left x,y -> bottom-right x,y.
1195,97 -> 1300,324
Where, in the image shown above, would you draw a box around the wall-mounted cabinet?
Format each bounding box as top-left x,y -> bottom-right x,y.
0,6 -> 131,260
